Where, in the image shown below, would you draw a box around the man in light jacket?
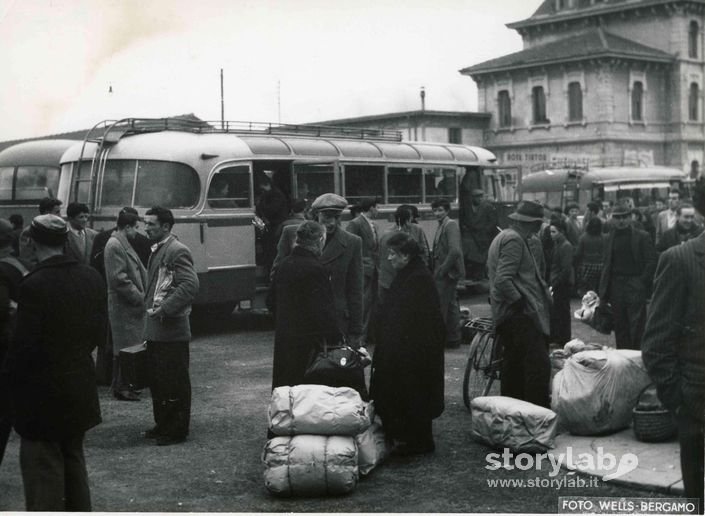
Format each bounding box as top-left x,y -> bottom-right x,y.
143,206 -> 199,446
487,201 -> 552,408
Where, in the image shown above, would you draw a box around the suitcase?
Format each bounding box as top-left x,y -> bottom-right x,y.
119,342 -> 149,390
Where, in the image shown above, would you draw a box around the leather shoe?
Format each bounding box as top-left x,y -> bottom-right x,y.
156,435 -> 187,446
144,427 -> 164,439
113,390 -> 140,401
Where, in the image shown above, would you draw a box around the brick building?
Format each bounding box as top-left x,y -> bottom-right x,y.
461,0 -> 704,178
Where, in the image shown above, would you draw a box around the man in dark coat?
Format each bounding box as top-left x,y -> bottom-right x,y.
271,193 -> 364,346
655,203 -> 703,253
642,177 -> 705,509
371,232 -> 445,456
4,214 -> 106,511
598,200 -> 657,350
270,221 -> 340,390
459,189 -> 498,281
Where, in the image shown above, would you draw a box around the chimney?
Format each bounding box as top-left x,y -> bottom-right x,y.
420,86 -> 426,111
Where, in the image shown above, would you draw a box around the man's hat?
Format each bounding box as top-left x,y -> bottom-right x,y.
310,193 -> 348,212
508,201 -> 545,222
611,200 -> 632,217
30,214 -> 69,246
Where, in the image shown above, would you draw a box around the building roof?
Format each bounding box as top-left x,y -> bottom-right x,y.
507,0 -> 703,30
313,109 -> 491,126
460,28 -> 673,76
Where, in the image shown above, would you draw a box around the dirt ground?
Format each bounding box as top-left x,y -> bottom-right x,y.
0,300 -> 672,513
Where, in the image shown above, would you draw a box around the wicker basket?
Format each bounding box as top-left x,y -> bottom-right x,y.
632,385 -> 677,443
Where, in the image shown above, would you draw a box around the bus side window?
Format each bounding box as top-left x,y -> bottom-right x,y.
208,166 -> 250,208
293,163 -> 335,202
344,164 -> 384,203
134,160 -> 200,209
387,167 -> 422,204
16,166 -> 59,200
0,168 -> 13,200
101,160 -> 136,207
425,168 -> 457,203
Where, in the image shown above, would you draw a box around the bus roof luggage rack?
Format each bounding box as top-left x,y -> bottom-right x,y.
87,118 -> 403,143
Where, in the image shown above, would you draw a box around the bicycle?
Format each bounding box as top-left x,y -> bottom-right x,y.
462,317 -> 503,410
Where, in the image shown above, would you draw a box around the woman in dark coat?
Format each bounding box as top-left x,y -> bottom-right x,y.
548,216 -> 574,346
270,221 -> 340,390
370,232 -> 445,456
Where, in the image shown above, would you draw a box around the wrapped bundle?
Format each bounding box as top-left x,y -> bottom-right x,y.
269,385 -> 371,436
263,435 -> 358,496
355,419 -> 388,476
471,396 -> 558,453
552,349 -> 651,435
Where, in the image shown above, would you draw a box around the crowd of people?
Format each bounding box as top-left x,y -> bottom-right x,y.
0,200 -> 198,510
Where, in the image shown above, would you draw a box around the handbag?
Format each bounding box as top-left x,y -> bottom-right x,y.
303,338 -> 370,399
592,302 -> 614,335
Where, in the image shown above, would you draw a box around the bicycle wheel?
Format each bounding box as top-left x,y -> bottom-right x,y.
462,331 -> 495,410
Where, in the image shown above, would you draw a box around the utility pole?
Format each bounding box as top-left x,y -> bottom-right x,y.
220,68 -> 225,130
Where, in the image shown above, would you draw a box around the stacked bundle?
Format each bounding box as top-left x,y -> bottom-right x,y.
262,385 -> 387,497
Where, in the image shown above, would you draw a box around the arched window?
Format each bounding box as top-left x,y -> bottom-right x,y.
532,86 -> 548,123
689,21 -> 699,58
689,82 -> 699,121
631,81 -> 644,122
498,90 -> 512,128
568,81 -> 583,121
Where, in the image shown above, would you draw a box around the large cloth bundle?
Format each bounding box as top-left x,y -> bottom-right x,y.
269,385 -> 371,436
552,349 -> 651,435
263,435 -> 358,496
470,396 -> 558,453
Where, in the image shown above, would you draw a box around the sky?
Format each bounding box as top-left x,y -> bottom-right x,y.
0,0 -> 539,142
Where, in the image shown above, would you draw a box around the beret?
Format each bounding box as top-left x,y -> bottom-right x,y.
30,214 -> 68,246
310,193 -> 348,212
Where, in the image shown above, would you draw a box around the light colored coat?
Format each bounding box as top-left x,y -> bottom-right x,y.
104,231 -> 147,355
144,235 -> 199,342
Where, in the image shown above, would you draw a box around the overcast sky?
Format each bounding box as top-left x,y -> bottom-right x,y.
0,0 -> 538,141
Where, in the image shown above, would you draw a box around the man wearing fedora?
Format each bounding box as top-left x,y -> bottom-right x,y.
487,200 -> 553,408
598,199 -> 657,350
271,193 -> 364,351
4,214 -> 107,510
459,188 -> 498,282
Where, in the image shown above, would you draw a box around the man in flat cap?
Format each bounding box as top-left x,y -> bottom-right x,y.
598,199 -> 657,350
459,188 -> 498,282
487,201 -> 552,407
3,214 -> 107,510
271,193 -> 364,352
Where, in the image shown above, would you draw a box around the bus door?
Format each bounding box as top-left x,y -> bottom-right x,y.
199,162 -> 256,307
292,161 -> 339,203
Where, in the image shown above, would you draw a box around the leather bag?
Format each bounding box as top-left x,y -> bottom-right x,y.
303,339 -> 370,399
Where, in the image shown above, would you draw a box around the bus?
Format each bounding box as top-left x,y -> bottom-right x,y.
520,165 -> 688,211
0,139 -> 78,221
57,118 -> 512,311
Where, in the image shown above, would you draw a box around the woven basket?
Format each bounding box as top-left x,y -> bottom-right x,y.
632,385 -> 677,443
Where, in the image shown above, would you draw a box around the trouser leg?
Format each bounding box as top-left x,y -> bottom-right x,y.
147,341 -> 191,438
498,317 -> 525,402
611,275 -> 646,350
678,413 -> 704,513
20,437 -> 65,511
61,433 -> 91,511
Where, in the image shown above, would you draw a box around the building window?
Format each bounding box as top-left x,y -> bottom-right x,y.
532,86 -> 548,124
690,82 -> 700,121
498,90 -> 512,128
448,127 -> 461,144
568,81 -> 583,121
689,21 -> 699,58
631,81 -> 644,122
555,0 -> 564,9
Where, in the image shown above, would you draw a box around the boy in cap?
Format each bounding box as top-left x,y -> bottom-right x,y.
271,193 -> 364,351
598,199 -> 657,350
4,214 -> 107,510
487,201 -> 553,407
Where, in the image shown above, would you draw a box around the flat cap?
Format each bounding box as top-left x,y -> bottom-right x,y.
30,214 -> 68,246
310,193 -> 348,212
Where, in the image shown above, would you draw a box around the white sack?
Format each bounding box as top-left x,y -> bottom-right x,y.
262,435 -> 358,497
551,349 -> 651,435
269,385 -> 371,436
470,396 -> 558,453
355,419 -> 388,476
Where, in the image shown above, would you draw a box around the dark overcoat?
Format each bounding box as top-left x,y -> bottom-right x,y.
5,255 -> 107,440
270,246 -> 339,390
598,225 -> 657,301
371,256 -> 446,423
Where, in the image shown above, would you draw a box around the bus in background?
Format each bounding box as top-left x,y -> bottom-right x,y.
520,164 -> 688,211
57,118 -> 513,312
0,139 -> 78,221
